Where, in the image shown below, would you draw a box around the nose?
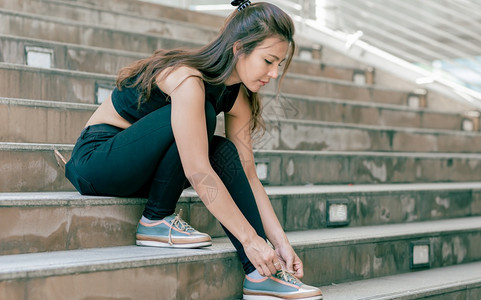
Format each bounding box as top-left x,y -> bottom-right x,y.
268,65 -> 279,79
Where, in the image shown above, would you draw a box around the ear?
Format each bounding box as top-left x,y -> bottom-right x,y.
233,41 -> 242,56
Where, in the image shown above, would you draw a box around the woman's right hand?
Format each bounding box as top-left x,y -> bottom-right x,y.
243,235 -> 281,276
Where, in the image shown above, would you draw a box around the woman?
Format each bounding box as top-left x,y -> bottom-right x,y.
64,1 -> 322,299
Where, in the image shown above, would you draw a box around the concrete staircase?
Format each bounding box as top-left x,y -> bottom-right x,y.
1,0 -> 481,299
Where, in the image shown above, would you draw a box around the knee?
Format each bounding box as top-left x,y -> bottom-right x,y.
210,136 -> 239,157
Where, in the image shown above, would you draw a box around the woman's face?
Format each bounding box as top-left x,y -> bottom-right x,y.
229,37 -> 289,92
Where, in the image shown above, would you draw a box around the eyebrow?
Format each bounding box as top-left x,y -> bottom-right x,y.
268,54 -> 286,62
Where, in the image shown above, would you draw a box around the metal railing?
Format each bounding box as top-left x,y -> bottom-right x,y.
314,0 -> 481,99
141,0 -> 481,108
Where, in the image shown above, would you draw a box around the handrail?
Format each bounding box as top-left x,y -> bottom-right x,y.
297,18 -> 481,108
141,0 -> 481,107
329,0 -> 481,93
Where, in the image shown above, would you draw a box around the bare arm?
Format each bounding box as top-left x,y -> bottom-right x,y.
225,87 -> 304,277
159,67 -> 279,276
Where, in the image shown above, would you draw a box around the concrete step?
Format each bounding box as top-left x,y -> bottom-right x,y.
320,261 -> 481,299
0,63 -> 115,103
0,34 -> 145,75
3,143 -> 481,192
253,150 -> 481,186
0,34 -> 371,83
277,73 -> 418,106
48,0 -> 227,28
1,183 -> 480,255
0,8 -> 319,62
0,217 -> 480,299
260,118 -> 481,153
289,59 -> 374,84
3,94 -> 477,145
0,9 -> 202,53
0,143 -> 73,192
5,97 -> 481,152
0,98 -> 95,144
278,71 -> 464,113
272,93 -> 479,132
0,0 -> 218,43
0,62 -> 416,106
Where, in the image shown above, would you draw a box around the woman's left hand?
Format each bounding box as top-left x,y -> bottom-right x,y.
274,242 -> 304,278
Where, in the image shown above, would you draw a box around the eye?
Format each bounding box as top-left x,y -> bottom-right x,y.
264,59 -> 273,65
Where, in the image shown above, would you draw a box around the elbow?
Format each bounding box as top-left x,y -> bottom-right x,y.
183,162 -> 213,183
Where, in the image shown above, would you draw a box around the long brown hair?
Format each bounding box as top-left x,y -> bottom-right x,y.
116,2 -> 295,133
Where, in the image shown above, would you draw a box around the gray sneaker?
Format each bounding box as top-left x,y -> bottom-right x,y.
136,210 -> 212,248
243,269 -> 322,299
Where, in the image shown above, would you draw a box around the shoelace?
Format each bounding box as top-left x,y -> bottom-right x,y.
168,209 -> 196,246
275,269 -> 301,285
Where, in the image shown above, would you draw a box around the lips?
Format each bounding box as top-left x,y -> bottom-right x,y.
260,80 -> 269,86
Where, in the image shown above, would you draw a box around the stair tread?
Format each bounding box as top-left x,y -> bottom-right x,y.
1,97 -> 478,137
1,216 -> 480,280
5,141 -> 481,158
0,33 -> 327,67
0,8 -> 204,44
320,261 -> 481,299
2,181 -> 481,207
1,93 -> 469,117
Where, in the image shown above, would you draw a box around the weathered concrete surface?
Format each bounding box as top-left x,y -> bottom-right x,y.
0,63 -> 114,103
320,261 -> 481,299
263,92 -> 472,131
1,183 -> 480,255
0,218 -> 480,299
5,96 -> 480,150
0,9 -> 202,53
0,0 -> 218,42
0,143 -> 74,192
0,34 -> 142,75
278,74 -> 412,105
0,98 -> 95,144
253,150 -> 481,185
3,145 -> 481,192
48,0 -> 226,28
259,119 -> 481,152
0,34 -> 371,80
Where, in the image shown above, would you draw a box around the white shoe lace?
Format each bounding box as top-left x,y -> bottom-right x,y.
167,209 -> 196,246
276,269 -> 301,285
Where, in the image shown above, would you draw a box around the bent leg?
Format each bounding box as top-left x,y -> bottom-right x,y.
67,100 -> 217,212
209,136 -> 266,274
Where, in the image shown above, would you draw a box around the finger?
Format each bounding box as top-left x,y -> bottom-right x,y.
261,264 -> 272,277
285,255 -> 294,272
267,261 -> 277,275
294,260 -> 304,278
273,260 -> 282,271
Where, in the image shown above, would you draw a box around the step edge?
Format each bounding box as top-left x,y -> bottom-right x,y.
2,182 -> 481,207
0,217 -> 480,280
269,116 -> 481,136
320,261 -> 481,300
4,142 -> 481,159
0,97 -> 98,110
0,62 -> 117,80
0,8 -> 205,45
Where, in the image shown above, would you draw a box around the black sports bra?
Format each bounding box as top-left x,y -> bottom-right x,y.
111,80 -> 241,124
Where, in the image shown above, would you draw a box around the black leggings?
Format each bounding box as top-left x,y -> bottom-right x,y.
65,100 -> 264,274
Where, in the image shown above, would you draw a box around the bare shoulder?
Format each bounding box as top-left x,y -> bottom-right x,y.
155,66 -> 203,95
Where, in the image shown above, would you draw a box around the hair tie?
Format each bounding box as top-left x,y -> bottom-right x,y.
231,0 -> 251,11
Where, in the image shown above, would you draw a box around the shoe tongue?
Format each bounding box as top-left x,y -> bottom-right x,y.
167,214 -> 195,232
275,270 -> 301,286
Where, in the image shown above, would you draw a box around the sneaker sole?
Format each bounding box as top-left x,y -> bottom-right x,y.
243,294 -> 322,300
136,240 -> 212,249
